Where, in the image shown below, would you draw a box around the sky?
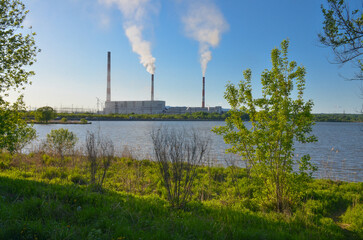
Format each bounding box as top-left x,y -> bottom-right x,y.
12,0 -> 362,113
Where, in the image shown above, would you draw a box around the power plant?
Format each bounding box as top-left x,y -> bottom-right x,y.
102,52 -> 222,115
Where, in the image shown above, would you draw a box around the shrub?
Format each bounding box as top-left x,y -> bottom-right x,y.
85,132 -> 114,190
68,173 -> 88,185
0,152 -> 12,170
41,167 -> 67,180
60,117 -> 67,123
46,128 -> 78,161
80,118 -> 88,124
341,203 -> 363,238
151,127 -> 210,209
0,160 -> 10,170
42,154 -> 52,165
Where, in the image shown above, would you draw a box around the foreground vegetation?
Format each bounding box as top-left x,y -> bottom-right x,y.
0,152 -> 362,240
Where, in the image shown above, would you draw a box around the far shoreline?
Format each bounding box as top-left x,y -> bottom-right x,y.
29,120 -> 91,125
27,119 -> 363,123
23,113 -> 363,123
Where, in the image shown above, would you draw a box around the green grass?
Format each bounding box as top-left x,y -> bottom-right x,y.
0,153 -> 362,239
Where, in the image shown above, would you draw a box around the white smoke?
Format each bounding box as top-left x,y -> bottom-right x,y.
125,25 -> 155,74
99,0 -> 156,74
182,0 -> 228,76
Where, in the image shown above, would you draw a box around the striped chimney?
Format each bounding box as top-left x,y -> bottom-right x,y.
106,51 -> 111,102
202,76 -> 205,108
151,74 -> 154,101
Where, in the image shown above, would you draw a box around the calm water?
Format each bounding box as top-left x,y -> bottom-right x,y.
29,121 -> 363,182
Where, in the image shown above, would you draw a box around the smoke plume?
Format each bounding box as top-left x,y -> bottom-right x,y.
99,0 -> 156,74
182,0 -> 228,76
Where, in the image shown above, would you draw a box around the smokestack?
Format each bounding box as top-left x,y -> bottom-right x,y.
106,51 -> 111,102
151,74 -> 154,101
202,76 -> 205,108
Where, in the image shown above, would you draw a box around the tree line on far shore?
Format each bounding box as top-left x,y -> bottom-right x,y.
21,109 -> 363,122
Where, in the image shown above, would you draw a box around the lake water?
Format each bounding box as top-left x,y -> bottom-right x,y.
29,121 -> 363,182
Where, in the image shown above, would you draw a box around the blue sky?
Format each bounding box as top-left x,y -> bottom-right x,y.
17,0 -> 362,113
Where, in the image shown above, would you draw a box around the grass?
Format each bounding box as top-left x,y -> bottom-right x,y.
0,152 -> 362,239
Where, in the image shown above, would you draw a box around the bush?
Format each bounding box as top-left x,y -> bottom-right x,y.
68,173 -> 88,185
0,160 -> 10,170
46,129 -> 78,161
80,118 -> 88,124
41,167 -> 67,180
0,153 -> 12,170
42,154 -> 51,165
85,132 -> 114,190
151,127 -> 210,209
341,203 -> 363,238
60,117 -> 67,123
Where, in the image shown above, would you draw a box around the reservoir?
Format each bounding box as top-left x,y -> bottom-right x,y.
29,121 -> 363,182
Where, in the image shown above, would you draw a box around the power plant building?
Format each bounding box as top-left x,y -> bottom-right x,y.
104,100 -> 166,114
166,106 -> 222,114
102,51 -> 222,115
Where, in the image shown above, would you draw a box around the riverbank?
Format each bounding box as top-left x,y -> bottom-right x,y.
59,113 -> 363,122
0,152 -> 362,239
29,120 -> 91,125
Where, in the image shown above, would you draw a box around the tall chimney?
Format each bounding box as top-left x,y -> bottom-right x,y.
202,76 -> 205,108
151,74 -> 154,101
106,51 -> 111,102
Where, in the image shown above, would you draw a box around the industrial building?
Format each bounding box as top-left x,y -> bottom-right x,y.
104,100 -> 166,114
102,51 -> 222,115
166,106 -> 222,114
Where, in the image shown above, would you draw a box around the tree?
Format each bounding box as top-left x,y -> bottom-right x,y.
213,40 -> 317,212
0,100 -> 36,153
35,106 -> 56,123
0,0 -> 39,152
319,0 -> 363,80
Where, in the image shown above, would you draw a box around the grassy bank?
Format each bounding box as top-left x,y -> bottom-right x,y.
0,153 -> 362,239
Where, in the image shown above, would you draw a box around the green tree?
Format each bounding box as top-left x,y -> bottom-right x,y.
80,118 -> 88,124
213,40 -> 317,212
35,106 -> 56,123
0,100 -> 36,153
319,0 -> 362,80
46,128 -> 78,160
0,0 -> 39,153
